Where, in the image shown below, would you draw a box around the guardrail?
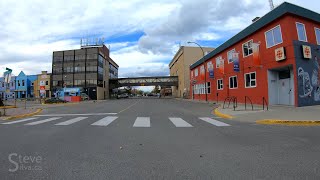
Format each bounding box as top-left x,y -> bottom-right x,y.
245,96 -> 254,111
263,97 -> 269,111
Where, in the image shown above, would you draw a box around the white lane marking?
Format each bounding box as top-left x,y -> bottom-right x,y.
169,117 -> 193,127
2,118 -> 38,125
199,117 -> 231,127
25,117 -> 62,125
91,116 -> 118,126
35,113 -> 117,117
133,117 -> 150,127
55,117 -> 88,126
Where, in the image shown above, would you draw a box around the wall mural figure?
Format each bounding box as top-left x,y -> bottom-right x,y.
312,57 -> 320,101
298,67 -> 313,98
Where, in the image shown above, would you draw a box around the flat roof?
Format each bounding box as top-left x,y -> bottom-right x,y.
190,2 -> 320,69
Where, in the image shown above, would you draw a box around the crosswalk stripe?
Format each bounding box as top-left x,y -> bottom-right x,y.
91,116 -> 118,126
25,117 -> 62,125
55,117 -> 88,125
2,118 -> 39,125
169,117 -> 193,127
133,117 -> 150,127
199,117 -> 230,127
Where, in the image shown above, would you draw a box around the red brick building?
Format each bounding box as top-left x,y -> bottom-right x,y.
190,2 -> 320,107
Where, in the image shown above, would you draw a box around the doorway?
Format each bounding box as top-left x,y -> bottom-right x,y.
268,66 -> 294,105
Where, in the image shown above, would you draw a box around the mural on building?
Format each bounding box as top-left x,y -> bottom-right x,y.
295,41 -> 320,106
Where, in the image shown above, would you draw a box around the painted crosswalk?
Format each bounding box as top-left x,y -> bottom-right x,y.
91,116 -> 118,126
169,117 -> 193,127
1,116 -> 231,127
55,117 -> 88,125
133,117 -> 151,127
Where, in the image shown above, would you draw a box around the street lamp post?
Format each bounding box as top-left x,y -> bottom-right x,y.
187,41 -> 207,102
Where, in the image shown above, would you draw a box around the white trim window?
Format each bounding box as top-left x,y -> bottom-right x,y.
265,25 -> 283,48
195,68 -> 198,77
296,22 -> 308,42
245,72 -> 257,88
217,79 -> 223,90
242,40 -> 253,57
216,56 -> 223,68
315,27 -> 320,45
207,82 -> 211,94
200,65 -> 205,75
227,49 -> 236,63
229,76 -> 238,89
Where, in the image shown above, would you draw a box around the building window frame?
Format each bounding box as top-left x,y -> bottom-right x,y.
206,82 -> 211,94
244,72 -> 257,88
227,49 -> 236,64
265,25 -> 283,48
242,39 -> 253,57
296,22 -> 308,42
229,76 -> 238,89
315,27 -> 320,45
217,79 -> 223,90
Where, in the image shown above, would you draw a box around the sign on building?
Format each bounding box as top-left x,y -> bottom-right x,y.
302,45 -> 312,59
275,47 -> 286,61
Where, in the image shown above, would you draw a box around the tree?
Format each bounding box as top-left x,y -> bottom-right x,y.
152,85 -> 160,94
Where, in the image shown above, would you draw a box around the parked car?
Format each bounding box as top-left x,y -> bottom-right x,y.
117,93 -> 129,99
44,98 -> 67,104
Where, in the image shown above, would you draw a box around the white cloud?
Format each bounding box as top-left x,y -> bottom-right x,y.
0,0 -> 319,78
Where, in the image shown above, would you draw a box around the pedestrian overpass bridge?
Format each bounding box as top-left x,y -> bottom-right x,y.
109,76 -> 178,89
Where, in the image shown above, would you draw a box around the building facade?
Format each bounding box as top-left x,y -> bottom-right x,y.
190,2 -> 320,107
169,46 -> 214,98
15,71 -> 37,98
0,76 -> 16,100
33,71 -> 52,98
51,45 -> 118,100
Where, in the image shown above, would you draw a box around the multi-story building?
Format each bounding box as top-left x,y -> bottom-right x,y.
15,71 -> 37,98
190,2 -> 320,107
0,76 -> 16,100
169,46 -> 214,98
33,71 -> 52,98
51,44 -> 118,100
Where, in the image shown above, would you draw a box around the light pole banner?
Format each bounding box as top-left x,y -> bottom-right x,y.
207,62 -> 214,79
232,52 -> 240,72
252,43 -> 261,66
218,59 -> 225,74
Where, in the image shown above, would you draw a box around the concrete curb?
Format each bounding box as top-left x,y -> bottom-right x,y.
256,119 -> 320,126
213,108 -> 234,119
4,109 -> 43,120
0,106 -> 17,109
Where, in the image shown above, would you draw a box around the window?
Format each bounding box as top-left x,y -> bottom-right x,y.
207,82 -> 211,94
200,65 -> 205,74
242,40 -> 253,57
227,49 -> 236,63
296,23 -> 307,42
229,76 -> 238,89
22,80 -> 25,86
265,25 -> 283,48
216,56 -> 222,68
315,28 -> 320,45
195,68 -> 198,77
217,79 -> 223,90
46,81 -> 49,85
207,61 -> 213,72
18,80 -> 20,86
245,72 -> 256,88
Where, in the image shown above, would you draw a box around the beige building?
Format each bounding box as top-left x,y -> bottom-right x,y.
169,46 -> 214,98
34,71 -> 51,98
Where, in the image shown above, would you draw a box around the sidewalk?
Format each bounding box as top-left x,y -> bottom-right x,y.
214,104 -> 320,125
0,107 -> 42,120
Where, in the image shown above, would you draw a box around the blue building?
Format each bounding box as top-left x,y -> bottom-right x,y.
0,76 -> 16,100
15,71 -> 37,98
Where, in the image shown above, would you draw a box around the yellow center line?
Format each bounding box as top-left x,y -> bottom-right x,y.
118,100 -> 141,114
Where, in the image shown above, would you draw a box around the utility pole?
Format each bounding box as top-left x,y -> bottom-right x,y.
269,0 -> 274,10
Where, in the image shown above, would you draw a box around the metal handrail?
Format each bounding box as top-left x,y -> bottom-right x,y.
223,97 -> 231,109
245,96 -> 254,111
263,97 -> 269,111
233,97 -> 238,111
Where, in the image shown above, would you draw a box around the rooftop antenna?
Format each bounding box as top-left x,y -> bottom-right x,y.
269,0 -> 274,10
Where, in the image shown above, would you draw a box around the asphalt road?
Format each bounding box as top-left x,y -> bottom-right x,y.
0,98 -> 320,180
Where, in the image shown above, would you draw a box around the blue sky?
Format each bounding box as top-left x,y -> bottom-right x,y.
0,0 -> 319,85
